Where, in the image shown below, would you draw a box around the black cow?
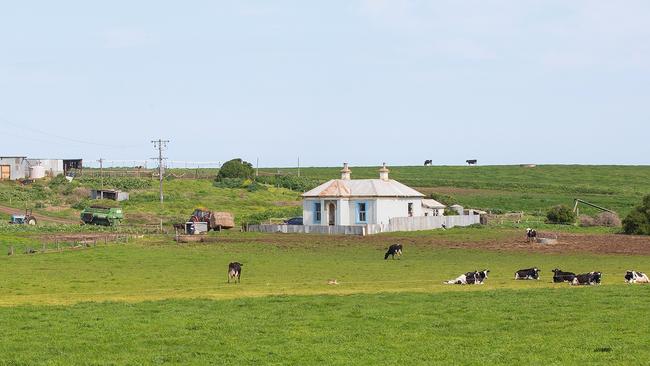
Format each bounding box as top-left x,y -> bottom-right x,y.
572,272 -> 602,286
552,268 -> 576,283
466,159 -> 478,165
515,267 -> 540,280
625,270 -> 650,284
445,270 -> 490,285
424,160 -> 432,166
526,228 -> 538,243
384,244 -> 403,260
228,262 -> 243,283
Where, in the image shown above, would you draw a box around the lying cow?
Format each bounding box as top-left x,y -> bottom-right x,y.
444,270 -> 490,285
384,244 -> 403,260
625,270 -> 649,284
571,271 -> 602,286
552,268 -> 576,283
227,262 -> 243,283
515,267 -> 540,280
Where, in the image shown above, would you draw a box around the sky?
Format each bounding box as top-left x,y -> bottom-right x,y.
1,1 -> 649,167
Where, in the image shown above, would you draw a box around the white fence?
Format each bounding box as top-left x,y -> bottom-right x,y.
247,215 -> 481,236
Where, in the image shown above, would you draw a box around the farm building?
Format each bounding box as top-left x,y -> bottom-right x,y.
0,156 -> 28,180
0,157 -> 82,180
302,163 -> 444,226
90,189 -> 129,201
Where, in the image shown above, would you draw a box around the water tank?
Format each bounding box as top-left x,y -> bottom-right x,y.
29,165 -> 46,179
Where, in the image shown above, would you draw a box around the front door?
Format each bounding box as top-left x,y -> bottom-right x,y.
328,203 -> 336,226
0,165 -> 10,180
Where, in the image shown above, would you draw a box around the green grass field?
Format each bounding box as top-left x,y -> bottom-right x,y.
1,230 -> 650,364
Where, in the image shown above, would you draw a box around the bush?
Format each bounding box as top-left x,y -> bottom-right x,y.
443,208 -> 458,216
623,195 -> 650,235
216,159 -> 254,181
428,193 -> 456,206
546,205 -> 576,224
255,175 -> 320,192
578,215 -> 596,227
594,212 -> 621,227
213,178 -> 244,189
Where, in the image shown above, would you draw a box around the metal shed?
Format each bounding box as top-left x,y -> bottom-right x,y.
90,189 -> 129,201
0,156 -> 28,180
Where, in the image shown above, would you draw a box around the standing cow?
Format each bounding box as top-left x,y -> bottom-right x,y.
384,244 -> 403,260
228,262 -> 243,283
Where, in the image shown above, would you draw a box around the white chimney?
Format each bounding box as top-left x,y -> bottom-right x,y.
340,162 -> 351,180
379,162 -> 390,181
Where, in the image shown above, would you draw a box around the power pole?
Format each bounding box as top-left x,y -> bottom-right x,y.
256,157 -> 259,177
97,158 -> 104,190
297,156 -> 300,177
150,139 -> 169,204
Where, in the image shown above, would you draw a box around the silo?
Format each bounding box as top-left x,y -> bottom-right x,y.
29,165 -> 46,179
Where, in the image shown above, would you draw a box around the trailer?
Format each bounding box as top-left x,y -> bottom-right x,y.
80,206 -> 123,226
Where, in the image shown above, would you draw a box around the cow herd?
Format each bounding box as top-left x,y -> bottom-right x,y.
225,244 -> 650,286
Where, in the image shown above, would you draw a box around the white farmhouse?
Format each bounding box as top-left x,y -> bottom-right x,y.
302,163 -> 445,226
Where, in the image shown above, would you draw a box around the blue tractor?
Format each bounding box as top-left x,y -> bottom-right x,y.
9,209 -> 37,225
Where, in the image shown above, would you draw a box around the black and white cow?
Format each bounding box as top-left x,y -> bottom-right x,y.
571,272 -> 602,286
444,270 -> 490,285
515,267 -> 540,280
624,270 -> 649,284
551,268 -> 576,283
227,262 -> 243,283
384,244 -> 403,260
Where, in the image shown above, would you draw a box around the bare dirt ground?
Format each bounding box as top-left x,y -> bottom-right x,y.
0,204 -> 77,225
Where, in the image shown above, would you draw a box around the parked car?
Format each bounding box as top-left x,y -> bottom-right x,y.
285,217 -> 303,225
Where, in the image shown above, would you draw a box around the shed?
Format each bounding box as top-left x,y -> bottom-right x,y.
90,189 -> 130,201
0,156 -> 28,180
421,199 -> 446,216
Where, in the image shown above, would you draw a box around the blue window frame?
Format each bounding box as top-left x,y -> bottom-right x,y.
356,201 -> 368,224
313,202 -> 322,224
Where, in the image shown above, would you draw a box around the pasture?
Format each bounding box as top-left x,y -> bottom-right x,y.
2,229 -> 650,364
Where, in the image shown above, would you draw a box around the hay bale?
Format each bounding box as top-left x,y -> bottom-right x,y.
214,212 -> 235,229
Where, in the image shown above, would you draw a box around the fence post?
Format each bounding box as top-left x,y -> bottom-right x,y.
8,246 -> 14,256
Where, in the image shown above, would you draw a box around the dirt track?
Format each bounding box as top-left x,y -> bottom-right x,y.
0,204 -> 77,225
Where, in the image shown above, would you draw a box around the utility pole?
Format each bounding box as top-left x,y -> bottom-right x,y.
256,157 -> 259,177
297,156 -> 300,177
97,158 -> 104,190
150,139 -> 169,205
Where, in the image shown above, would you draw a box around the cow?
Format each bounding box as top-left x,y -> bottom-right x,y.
526,228 -> 537,243
466,159 -> 478,166
227,262 -> 243,283
515,267 -> 540,280
384,244 -> 403,260
444,270 -> 490,285
572,272 -> 602,286
424,160 -> 433,166
624,270 -> 650,284
552,268 -> 576,283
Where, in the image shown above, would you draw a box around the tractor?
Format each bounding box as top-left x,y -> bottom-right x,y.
189,208 -> 234,231
9,209 -> 37,225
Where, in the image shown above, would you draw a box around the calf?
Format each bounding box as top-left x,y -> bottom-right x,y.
571,272 -> 602,286
227,262 -> 243,283
515,267 -> 540,280
624,270 -> 650,284
384,244 -> 403,260
551,268 -> 576,283
444,270 -> 490,285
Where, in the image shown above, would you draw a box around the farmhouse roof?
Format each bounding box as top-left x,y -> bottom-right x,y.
302,179 -> 425,198
422,199 -> 446,209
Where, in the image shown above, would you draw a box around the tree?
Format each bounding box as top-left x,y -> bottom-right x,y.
216,159 -> 254,181
546,205 -> 576,224
622,195 -> 650,235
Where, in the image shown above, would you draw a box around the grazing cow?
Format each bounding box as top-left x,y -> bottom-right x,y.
552,268 -> 576,283
424,160 -> 433,166
227,262 -> 243,283
444,270 -> 490,285
624,270 -> 650,284
515,267 -> 540,280
571,272 -> 602,286
466,159 -> 478,166
384,244 -> 403,260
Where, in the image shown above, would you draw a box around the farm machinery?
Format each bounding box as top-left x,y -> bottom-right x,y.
9,209 -> 37,225
176,208 -> 235,235
80,206 -> 123,226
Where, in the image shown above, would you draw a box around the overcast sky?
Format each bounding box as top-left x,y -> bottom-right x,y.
1,1 -> 649,167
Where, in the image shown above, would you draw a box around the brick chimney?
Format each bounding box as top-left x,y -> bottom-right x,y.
379,162 -> 389,181
340,162 -> 351,180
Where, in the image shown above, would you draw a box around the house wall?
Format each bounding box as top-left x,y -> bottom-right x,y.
304,197 -> 426,226
423,207 -> 444,216
375,198 -> 423,225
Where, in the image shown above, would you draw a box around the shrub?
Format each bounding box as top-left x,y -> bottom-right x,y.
246,181 -> 267,192
213,178 -> 244,189
443,208 -> 458,216
216,159 -> 254,181
546,205 -> 576,224
578,215 -> 596,227
255,175 -> 320,192
623,195 -> 650,235
594,212 -> 621,227
428,193 -> 456,206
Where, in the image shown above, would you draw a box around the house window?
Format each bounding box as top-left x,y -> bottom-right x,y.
357,202 -> 367,223
408,203 -> 413,217
314,202 -> 322,224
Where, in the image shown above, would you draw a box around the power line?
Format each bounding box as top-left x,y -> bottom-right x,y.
150,139 -> 169,205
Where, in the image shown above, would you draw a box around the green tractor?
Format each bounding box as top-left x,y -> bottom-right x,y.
80,206 -> 123,226
9,209 -> 37,225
